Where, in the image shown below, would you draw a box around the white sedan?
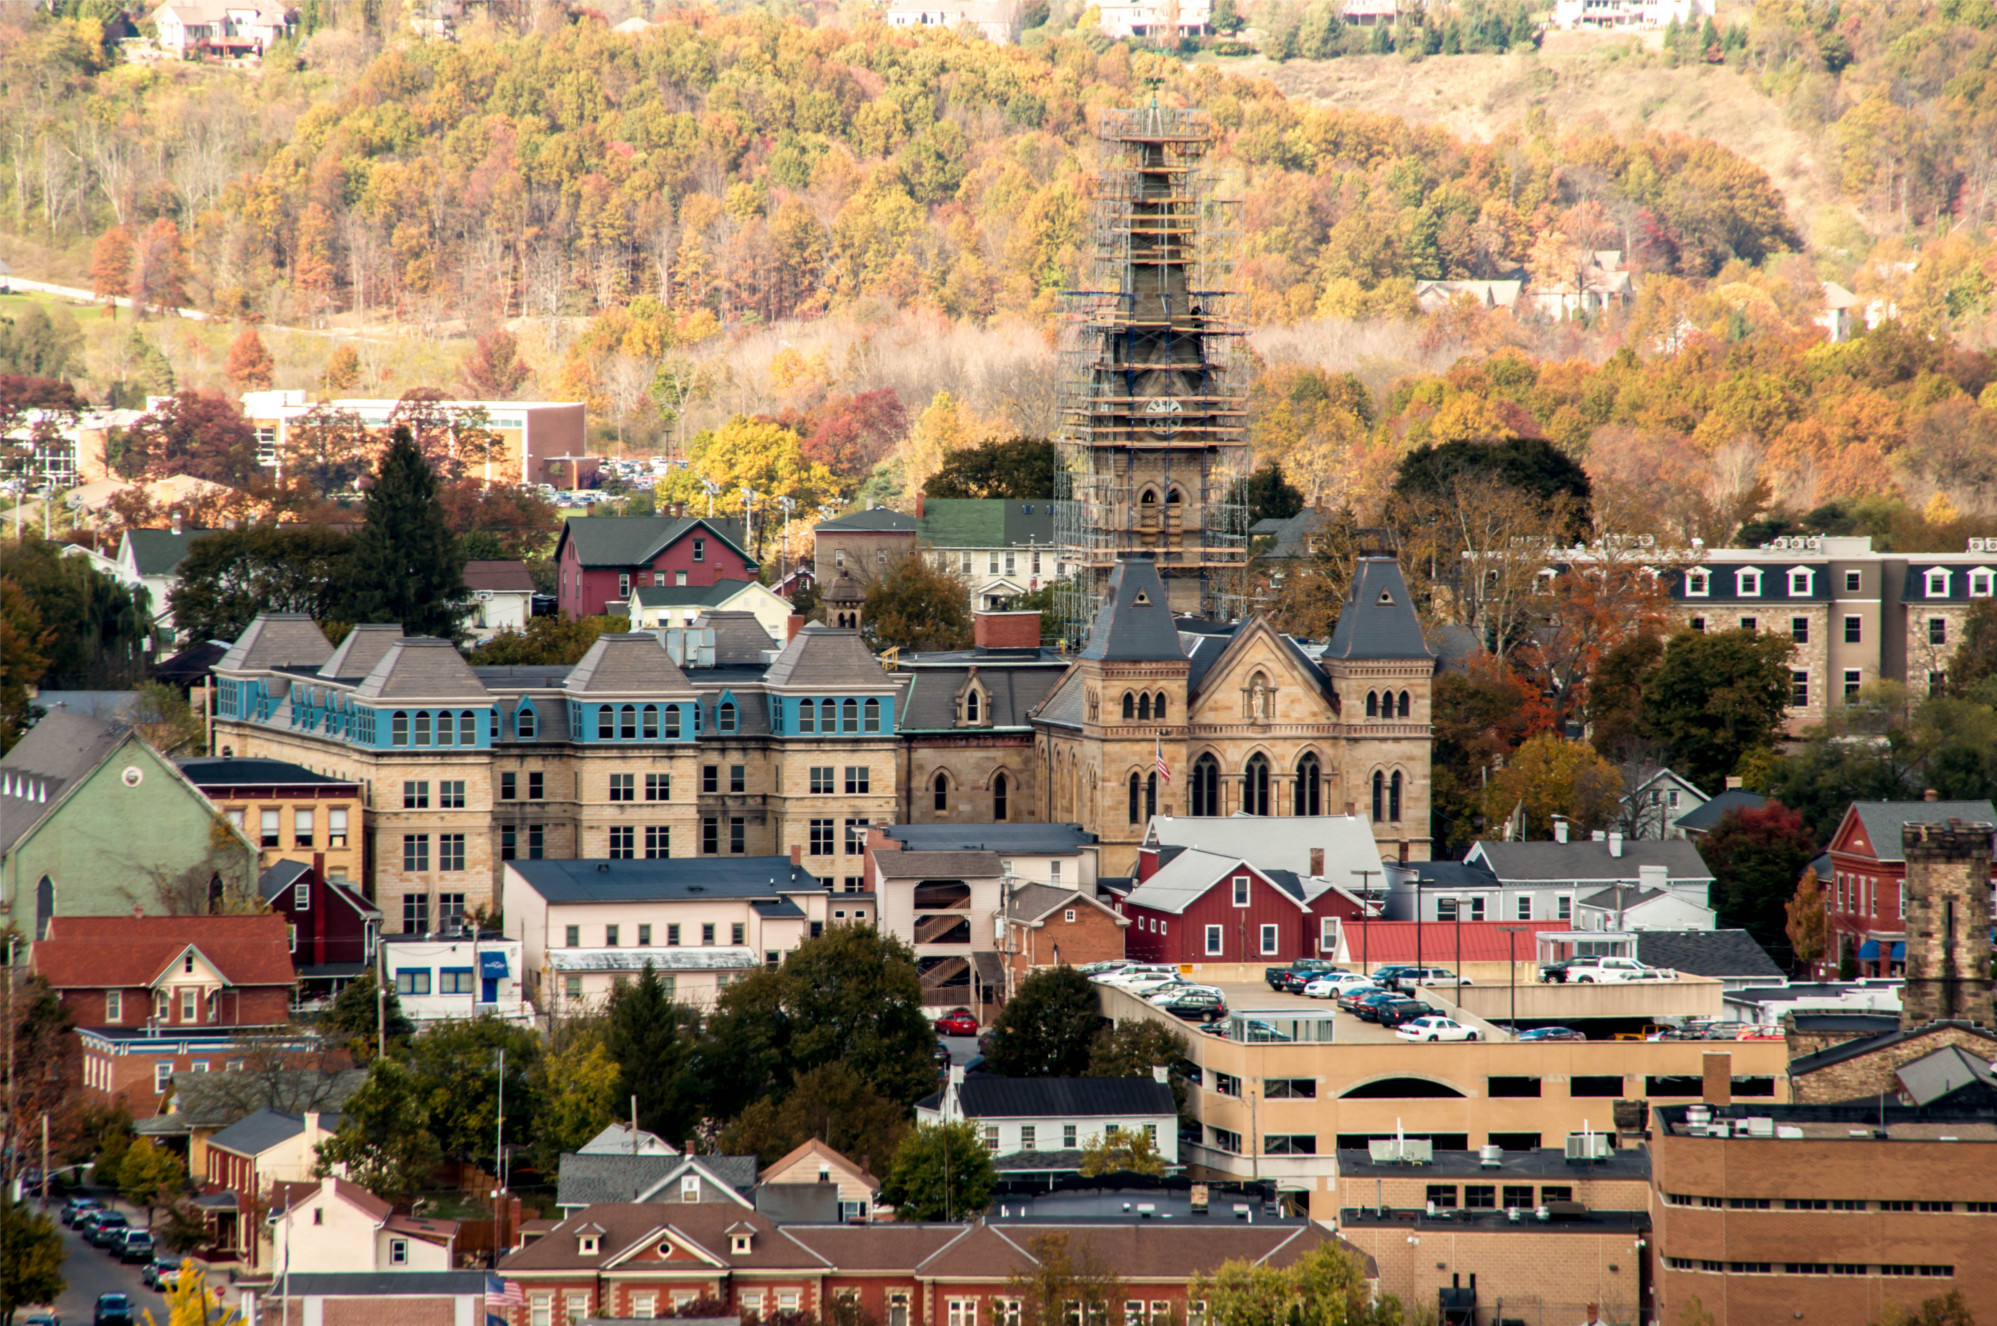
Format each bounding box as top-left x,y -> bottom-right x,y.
1305,976 -> 1379,999
1147,983 -> 1224,1005
1396,1016 -> 1480,1043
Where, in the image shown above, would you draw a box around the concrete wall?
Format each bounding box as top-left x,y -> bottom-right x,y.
1450,977 -> 1725,1024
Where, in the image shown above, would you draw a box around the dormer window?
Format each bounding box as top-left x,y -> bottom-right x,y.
1132,590 -> 1150,606
731,1233 -> 753,1254
1787,568 -> 1812,595
579,1235 -> 599,1255
1972,569 -> 1994,598
1736,569 -> 1762,597
517,706 -> 537,739
1926,569 -> 1951,597
184,954 -> 195,973
717,701 -> 737,734
965,691 -> 980,723
1685,570 -> 1709,597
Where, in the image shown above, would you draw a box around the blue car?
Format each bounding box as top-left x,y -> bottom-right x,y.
1517,1026 -> 1586,1042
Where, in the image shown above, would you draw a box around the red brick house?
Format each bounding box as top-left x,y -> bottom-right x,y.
1001,884 -> 1127,990
1825,799 -> 1997,975
554,515 -> 758,620
34,914 -> 301,1115
1110,848 -> 1372,965
496,1203 -> 1363,1326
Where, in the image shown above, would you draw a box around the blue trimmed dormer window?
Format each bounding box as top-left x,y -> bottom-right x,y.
619,704 -> 638,740
597,705 -> 614,739
642,705 -> 660,740
799,699 -> 816,734
864,698 -> 881,733
718,700 -> 738,734
392,711 -> 410,746
665,704 -> 683,739
841,698 -> 858,732
517,704 -> 538,740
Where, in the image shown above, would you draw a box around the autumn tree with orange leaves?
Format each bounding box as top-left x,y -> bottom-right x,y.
225,327 -> 275,390
91,225 -> 134,311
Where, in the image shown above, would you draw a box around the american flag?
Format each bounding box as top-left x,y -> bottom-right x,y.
489,1277 -> 526,1313
1154,735 -> 1171,784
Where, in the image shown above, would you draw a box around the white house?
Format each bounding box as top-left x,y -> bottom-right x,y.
1093,0 -> 1213,38
578,1123 -> 677,1156
154,0 -> 295,58
380,932 -> 530,1024
622,578 -> 792,640
882,0 -> 1020,43
1618,768 -> 1710,840
267,1175 -> 458,1273
462,560 -> 536,641
916,1067 -> 1180,1173
1142,813 -> 1388,910
1389,834 -> 1715,925
1550,0 -> 1708,30
117,517 -> 221,642
1572,880 -> 1717,932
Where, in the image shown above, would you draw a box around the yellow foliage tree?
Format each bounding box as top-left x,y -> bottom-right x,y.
144,1261 -> 240,1326
896,390 -> 997,500
657,416 -> 840,555
1481,732 -> 1624,840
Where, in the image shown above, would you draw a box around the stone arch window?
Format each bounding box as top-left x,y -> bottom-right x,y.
1166,486 -> 1184,507
1123,692 -> 1136,720
1128,772 -> 1142,825
994,772 -> 1009,822
1372,770 -> 1385,822
966,690 -> 981,724
1397,690 -> 1411,718
1154,692 -> 1167,720
1295,753 -> 1321,817
1145,771 -> 1158,821
933,771 -> 950,813
1389,770 -> 1403,822
620,704 -> 638,740
1365,691 -> 1379,718
1138,693 -> 1152,720
1191,754 -> 1220,817
1243,754 -> 1271,816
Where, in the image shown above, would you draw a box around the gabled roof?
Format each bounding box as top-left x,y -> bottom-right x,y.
556,1153 -> 678,1209
882,823 -> 1096,853
898,664 -> 1064,731
122,527 -> 222,578
1895,1044 -> 1997,1106
138,1067 -> 365,1132
695,611 -> 780,665
1080,560 -> 1184,662
815,507 -> 918,533
579,1123 -> 676,1156
1841,801 -> 1997,862
1031,667 -> 1087,728
759,1138 -> 880,1190
1790,1020 -> 1997,1076
917,499 -> 1056,549
0,710 -> 127,854
462,560 -> 536,593
355,637 -> 490,700
923,1075 -> 1176,1120
208,1108 -> 309,1158
1004,884 -> 1127,927
254,1272 -> 490,1297
258,859 -> 313,899
1321,558 -> 1433,661
1145,814 -> 1386,898
1123,850 -> 1306,915
314,1175 -> 394,1223
503,1204 -> 813,1274
180,756 -> 353,788
565,633 -> 698,696
218,613 -> 333,673
628,579 -> 765,610
1671,788 -> 1765,834
873,850 -> 1004,881
505,857 -> 822,904
1259,509 -> 1338,561
33,914 -> 297,990
1466,838 -> 1714,883
1633,929 -> 1783,980
557,516 -> 754,570
316,623 -> 403,680
761,623 -> 892,689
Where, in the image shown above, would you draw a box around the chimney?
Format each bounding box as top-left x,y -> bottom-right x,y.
1725,776 -> 1744,790
304,1110 -> 322,1136
1608,832 -> 1623,859
1152,1064 -> 1170,1084
1924,787 -> 1939,802
1701,1052 -> 1731,1107
171,511 -> 183,535
1308,848 -> 1324,876
787,614 -> 806,641
974,610 -> 1042,650
915,492 -> 925,519
789,845 -> 802,866
1553,818 -> 1569,845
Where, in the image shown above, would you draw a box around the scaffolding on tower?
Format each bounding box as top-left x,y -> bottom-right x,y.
1053,101 -> 1251,644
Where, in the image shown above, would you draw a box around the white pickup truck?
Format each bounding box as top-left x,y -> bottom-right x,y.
1571,957 -> 1675,983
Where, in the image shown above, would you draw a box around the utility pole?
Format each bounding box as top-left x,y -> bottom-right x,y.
493,1047 -> 505,1267
1355,869 -> 1379,975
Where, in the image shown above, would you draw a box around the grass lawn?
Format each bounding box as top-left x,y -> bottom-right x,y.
1,289 -> 117,325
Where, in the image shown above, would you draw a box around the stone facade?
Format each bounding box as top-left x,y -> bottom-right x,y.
1789,1022 -> 1997,1104
1899,820 -> 1995,1027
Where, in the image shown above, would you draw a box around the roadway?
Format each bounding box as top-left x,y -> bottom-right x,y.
46,1196 -> 172,1326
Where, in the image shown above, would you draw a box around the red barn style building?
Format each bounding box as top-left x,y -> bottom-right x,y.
32,914 -> 300,1115
554,515 -> 758,619
258,858 -> 381,1000
1110,848 -> 1373,964
1824,799 -> 1997,975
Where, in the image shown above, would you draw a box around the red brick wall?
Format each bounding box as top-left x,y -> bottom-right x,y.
1006,907 -> 1125,988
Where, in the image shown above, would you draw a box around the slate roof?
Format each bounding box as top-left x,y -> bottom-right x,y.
556,1153 -> 677,1208
762,623 -> 892,689
355,637 -> 490,700
0,710 -> 125,854
565,633 -> 698,695
1671,788 -> 1766,833
208,1108 -> 309,1157
462,560 -> 536,593
628,580 -> 761,609
882,824 -> 1096,853
1633,929 -> 1784,980
873,850 -> 1005,880
1031,669 -> 1087,729
314,623 -> 403,680
258,859 -> 313,900
898,665 -> 1064,731
557,516 -> 754,570
1004,884 -> 1123,925
1146,814 -> 1386,895
1259,509 -> 1337,561
261,1272 -> 491,1296
990,1149 -> 1087,1173
695,611 -> 781,665
180,757 -> 351,787
1576,884 -> 1692,913
1895,1045 -> 1997,1105
1846,801 -> 1997,861
917,499 -> 1057,549
123,527 -> 222,577
33,914 -> 297,989
506,857 -> 822,903
218,614 -> 333,673
1080,559 -> 1184,662
816,508 -> 919,533
754,1184 -> 841,1224
923,1075 -> 1176,1119
1789,1021 -> 1997,1076
1468,839 -> 1714,884
1321,558 -> 1433,661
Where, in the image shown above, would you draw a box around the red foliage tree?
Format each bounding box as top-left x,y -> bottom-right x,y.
460,330 -> 531,400
225,327 -> 276,390
795,388 -> 908,476
91,226 -> 135,308
121,391 -> 261,487
128,218 -> 189,315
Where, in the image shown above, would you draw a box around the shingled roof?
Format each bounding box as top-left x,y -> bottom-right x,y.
33,914 -> 297,990
316,623 -> 403,680
0,710 -> 127,854
122,527 -> 222,578
763,623 -> 893,688
557,515 -> 753,569
1846,801 -> 1997,861
566,633 -> 698,695
923,1075 -> 1176,1119
218,614 -> 333,673
1079,559 -> 1184,662
1634,929 -> 1784,980
1321,558 -> 1433,661
355,637 -> 490,700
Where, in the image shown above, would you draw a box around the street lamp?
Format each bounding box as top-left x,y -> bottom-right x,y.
701,480 -> 721,517
774,496 -> 797,577
739,487 -> 757,552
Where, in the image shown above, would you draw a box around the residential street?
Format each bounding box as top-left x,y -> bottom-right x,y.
48,1198 -> 171,1326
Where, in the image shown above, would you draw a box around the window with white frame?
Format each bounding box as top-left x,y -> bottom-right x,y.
1259,924 -> 1278,955
1737,569 -> 1762,597
531,1297 -> 552,1326
155,1061 -> 173,1092
1515,895 -> 1531,921
994,1302 -> 1022,1326
1205,924 -> 1223,956
389,1238 -> 409,1265
105,990 -> 122,1020
1685,569 -> 1709,597
631,1296 -> 656,1320
1973,569 -> 1995,597
565,1295 -> 590,1326
1788,568 -> 1812,595
949,1301 -> 979,1326
1232,875 -> 1249,906
1927,569 -> 1951,597
681,1174 -> 701,1201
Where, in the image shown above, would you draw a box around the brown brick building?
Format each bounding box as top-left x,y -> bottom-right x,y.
1001,883 -> 1128,988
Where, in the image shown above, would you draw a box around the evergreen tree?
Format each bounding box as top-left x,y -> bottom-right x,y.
982,967 -> 1107,1078
604,962 -> 704,1146
341,426 -> 469,640
1369,19 -> 1393,53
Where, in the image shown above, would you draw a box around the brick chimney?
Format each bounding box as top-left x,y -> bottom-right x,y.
1701,1051 -> 1732,1107
1923,787 -> 1939,802
789,845 -> 803,866
974,610 -> 1041,650
787,614 -> 805,641
915,492 -> 925,519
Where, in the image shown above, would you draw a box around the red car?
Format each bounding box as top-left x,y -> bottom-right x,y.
934,1011 -> 979,1036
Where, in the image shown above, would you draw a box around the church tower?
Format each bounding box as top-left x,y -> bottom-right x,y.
1053,102 -> 1250,636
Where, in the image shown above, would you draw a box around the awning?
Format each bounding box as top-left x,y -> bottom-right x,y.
1856,940 -> 1905,961
479,951 -> 510,979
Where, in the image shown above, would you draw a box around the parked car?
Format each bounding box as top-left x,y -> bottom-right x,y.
1095,965 -> 1181,988
118,1230 -> 156,1264
85,1212 -> 130,1247
1352,991 -> 1409,1022
1146,982 -> 1223,1006
1539,955 -> 1604,983
1396,1016 -> 1480,1042
1120,975 -> 1196,999
1157,989 -> 1228,1022
24,1312 -> 59,1326
62,1196 -> 102,1226
1341,988 -> 1400,1016
1375,999 -> 1441,1029
1264,959 -> 1341,991
1304,975 -> 1377,999
1385,966 -> 1469,991
146,1257 -> 185,1290
933,1010 -> 979,1037
1516,1026 -> 1587,1042
1077,960 -> 1132,976
1569,957 -> 1673,983
95,1296 -> 133,1326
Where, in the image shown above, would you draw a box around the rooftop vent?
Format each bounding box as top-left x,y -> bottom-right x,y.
1479,1144 -> 1504,1168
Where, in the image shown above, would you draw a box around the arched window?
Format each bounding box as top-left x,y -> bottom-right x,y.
1389,771 -> 1403,822
1140,488 -> 1158,511
1372,770 -> 1385,822
842,698 -> 859,732
1295,753 -> 1321,817
516,707 -> 536,740
620,704 -> 638,740
1191,754 -> 1220,817
1138,693 -> 1152,720
1397,690 -> 1411,718
994,773 -> 1009,822
1243,755 -> 1270,816
933,772 -> 949,813
864,698 -> 882,732
460,710 -> 476,745
1167,486 -> 1183,507
642,705 -> 659,740
414,711 -> 432,745
1154,692 -> 1167,720
799,700 -> 816,734
820,699 -> 836,732
597,706 -> 614,739
1145,771 -> 1158,821
437,711 -> 455,746
1128,772 -> 1142,825
1123,692 -> 1136,720
1365,691 -> 1379,718
718,701 -> 738,734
